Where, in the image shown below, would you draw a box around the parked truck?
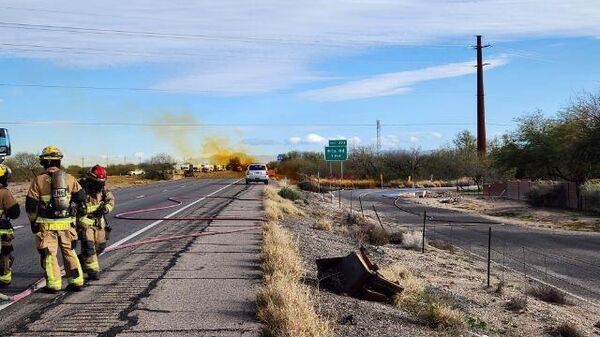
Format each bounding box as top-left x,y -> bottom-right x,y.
0,128 -> 11,164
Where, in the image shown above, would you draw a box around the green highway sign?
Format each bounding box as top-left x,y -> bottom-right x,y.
329,139 -> 347,147
325,146 -> 347,161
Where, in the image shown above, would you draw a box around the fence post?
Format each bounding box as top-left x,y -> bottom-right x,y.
372,204 -> 385,232
359,195 -> 364,217
522,246 -> 528,301
422,210 -> 427,253
487,226 -> 492,287
317,170 -> 321,193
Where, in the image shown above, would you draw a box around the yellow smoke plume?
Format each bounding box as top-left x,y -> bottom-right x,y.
202,136 -> 255,165
151,112 -> 255,165
151,112 -> 198,159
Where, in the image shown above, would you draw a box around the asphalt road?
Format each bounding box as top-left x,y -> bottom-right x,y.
1,178 -> 263,336
339,188 -> 600,304
0,178 -> 243,312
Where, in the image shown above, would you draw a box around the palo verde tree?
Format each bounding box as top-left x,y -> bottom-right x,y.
493,92 -> 600,193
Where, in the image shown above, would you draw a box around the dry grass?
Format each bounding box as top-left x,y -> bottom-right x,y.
318,179 -> 378,189
527,284 -> 568,305
261,221 -> 304,281
387,178 -> 472,188
264,186 -> 305,221
380,263 -> 465,331
257,220 -> 329,337
257,274 -> 329,337
313,218 -> 333,231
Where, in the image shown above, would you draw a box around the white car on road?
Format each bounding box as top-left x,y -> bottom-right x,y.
127,169 -> 145,177
246,164 -> 269,185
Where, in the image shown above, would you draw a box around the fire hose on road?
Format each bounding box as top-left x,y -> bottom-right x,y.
1,192 -> 266,304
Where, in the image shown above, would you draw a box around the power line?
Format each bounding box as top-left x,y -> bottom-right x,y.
0,82 -> 202,93
0,20 -> 469,48
0,121 -> 514,128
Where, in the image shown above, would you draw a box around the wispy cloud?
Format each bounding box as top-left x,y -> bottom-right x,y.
0,1 -> 598,95
287,133 -> 326,145
301,57 -> 509,101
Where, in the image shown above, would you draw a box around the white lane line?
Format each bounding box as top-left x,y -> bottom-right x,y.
162,189 -> 169,192
135,195 -> 145,199
12,225 -> 24,230
0,179 -> 242,311
105,179 -> 241,250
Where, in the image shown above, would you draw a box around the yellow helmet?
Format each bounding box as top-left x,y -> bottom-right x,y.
40,145 -> 64,160
0,164 -> 11,179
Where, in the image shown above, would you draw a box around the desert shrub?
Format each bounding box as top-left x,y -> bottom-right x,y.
388,231 -> 405,244
429,239 -> 454,252
264,187 -> 305,220
526,182 -> 566,207
3,152 -> 42,182
547,323 -> 583,337
278,187 -> 304,202
401,231 -> 423,251
466,317 -> 487,331
345,211 -> 363,225
105,163 -> 138,176
581,182 -> 600,212
141,153 -> 176,180
313,218 -> 333,231
506,296 -> 527,312
527,284 -> 567,304
297,178 -> 321,193
366,225 -> 389,245
494,280 -> 505,294
65,165 -> 87,178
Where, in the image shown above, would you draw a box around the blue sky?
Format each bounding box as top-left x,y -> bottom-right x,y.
0,1 -> 599,165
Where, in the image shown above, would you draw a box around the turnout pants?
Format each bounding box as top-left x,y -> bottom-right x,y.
35,226 -> 84,290
78,225 -> 106,273
0,232 -> 14,286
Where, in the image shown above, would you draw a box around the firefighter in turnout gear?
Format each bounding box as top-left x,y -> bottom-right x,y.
0,164 -> 20,287
77,165 -> 114,280
25,146 -> 87,293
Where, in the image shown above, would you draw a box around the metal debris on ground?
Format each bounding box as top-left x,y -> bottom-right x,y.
316,247 -> 403,303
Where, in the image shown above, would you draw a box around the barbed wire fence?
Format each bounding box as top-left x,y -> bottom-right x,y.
332,188 -> 600,307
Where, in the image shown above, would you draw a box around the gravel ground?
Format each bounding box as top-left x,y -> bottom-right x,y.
280,191 -> 600,337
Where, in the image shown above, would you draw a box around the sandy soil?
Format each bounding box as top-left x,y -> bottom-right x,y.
408,192 -> 600,233
281,190 -> 600,337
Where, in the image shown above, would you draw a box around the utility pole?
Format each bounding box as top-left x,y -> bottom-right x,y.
474,35 -> 490,157
376,120 -> 381,154
81,156 -> 85,168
